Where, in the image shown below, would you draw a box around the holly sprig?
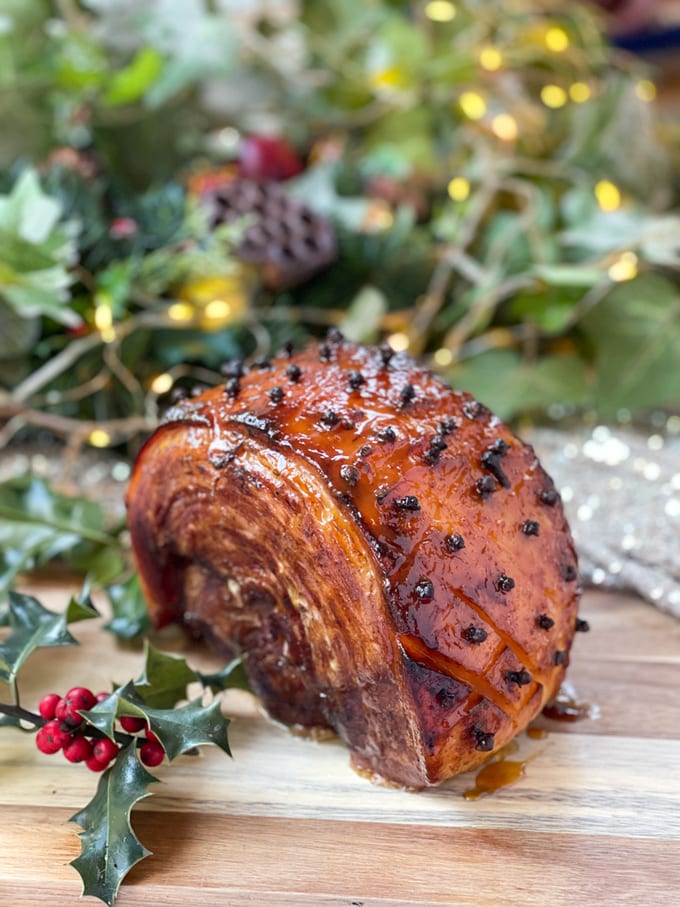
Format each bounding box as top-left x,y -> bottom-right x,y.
0,589 -> 248,905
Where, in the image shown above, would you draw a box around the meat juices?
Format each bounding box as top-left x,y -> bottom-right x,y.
127,338 -> 581,788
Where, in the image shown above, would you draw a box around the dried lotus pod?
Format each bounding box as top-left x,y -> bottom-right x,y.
205,179 -> 337,290
127,339 -> 582,789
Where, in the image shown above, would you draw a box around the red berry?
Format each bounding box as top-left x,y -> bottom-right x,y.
120,715 -> 147,734
95,692 -> 110,703
36,720 -> 72,755
139,740 -> 164,767
85,756 -> 109,773
38,693 -> 61,721
65,686 -> 97,710
109,216 -> 138,240
145,730 -> 160,746
63,735 -> 93,763
238,134 -> 304,182
92,738 -> 119,766
55,687 -> 96,726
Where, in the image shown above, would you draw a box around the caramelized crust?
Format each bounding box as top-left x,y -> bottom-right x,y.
127,339 -> 580,787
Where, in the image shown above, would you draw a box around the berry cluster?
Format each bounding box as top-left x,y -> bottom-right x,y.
34,687 -> 164,770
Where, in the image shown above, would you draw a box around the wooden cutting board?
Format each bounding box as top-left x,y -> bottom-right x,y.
1,578 -> 679,907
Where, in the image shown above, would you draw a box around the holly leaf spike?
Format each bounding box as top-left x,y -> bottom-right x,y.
197,656 -> 251,694
70,741 -> 158,907
0,591 -> 97,685
140,698 -> 232,761
133,641 -> 198,708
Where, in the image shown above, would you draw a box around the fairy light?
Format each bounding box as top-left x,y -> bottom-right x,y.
88,429 -> 112,448
203,299 -> 234,321
94,303 -> 116,343
635,79 -> 656,102
608,251 -> 638,282
371,66 -> 406,91
569,82 -> 591,103
387,332 -> 410,352
479,46 -> 503,71
167,302 -> 196,323
491,113 -> 518,141
425,1 -> 456,22
541,85 -> 567,108
459,91 -> 487,120
595,179 -> 621,212
150,373 -> 174,395
545,26 -> 569,52
434,348 -> 453,366
447,177 -> 470,201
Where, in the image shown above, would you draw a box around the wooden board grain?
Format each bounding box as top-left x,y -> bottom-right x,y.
1,580 -> 680,907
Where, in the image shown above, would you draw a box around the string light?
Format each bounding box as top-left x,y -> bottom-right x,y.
635,79 -> 656,102
425,1 -> 456,22
569,82 -> 591,103
447,177 -> 470,201
371,66 -> 406,91
595,179 -> 621,212
94,301 -> 116,343
491,113 -> 518,141
545,26 -> 569,52
608,251 -> 638,282
203,299 -> 234,321
387,332 -> 410,352
479,46 -> 503,71
167,302 -> 196,323
434,348 -> 453,366
150,373 -> 174,395
88,429 -> 112,448
459,91 -> 487,119
541,85 -> 567,108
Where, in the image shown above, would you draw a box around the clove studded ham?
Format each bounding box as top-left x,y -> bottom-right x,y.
127,337 -> 581,788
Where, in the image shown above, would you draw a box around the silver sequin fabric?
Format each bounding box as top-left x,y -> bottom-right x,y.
529,424 -> 680,620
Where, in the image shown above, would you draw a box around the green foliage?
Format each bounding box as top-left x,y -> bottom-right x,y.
133,641 -> 199,709
450,349 -> 590,421
0,586 -> 238,906
582,274 -> 680,416
105,576 -> 152,640
0,591 -> 97,687
0,170 -> 78,326
0,477 -> 122,603
70,742 -> 157,907
0,0 -> 678,437
196,658 -> 251,695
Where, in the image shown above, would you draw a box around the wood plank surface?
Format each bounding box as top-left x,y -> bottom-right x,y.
1,579 -> 680,907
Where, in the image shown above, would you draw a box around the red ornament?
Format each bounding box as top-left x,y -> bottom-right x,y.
238,135 -> 304,182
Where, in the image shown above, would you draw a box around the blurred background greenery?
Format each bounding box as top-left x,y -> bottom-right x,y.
1,0 -> 679,455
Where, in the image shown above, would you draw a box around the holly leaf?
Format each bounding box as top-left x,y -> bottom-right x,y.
133,641 -> 198,708
83,682 -> 231,761
70,742 -> 158,907
0,591 -> 97,685
196,657 -> 251,695
105,575 -> 152,640
0,476 -> 120,602
135,697 -> 232,761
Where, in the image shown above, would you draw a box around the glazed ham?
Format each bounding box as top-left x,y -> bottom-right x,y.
127,337 -> 581,788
